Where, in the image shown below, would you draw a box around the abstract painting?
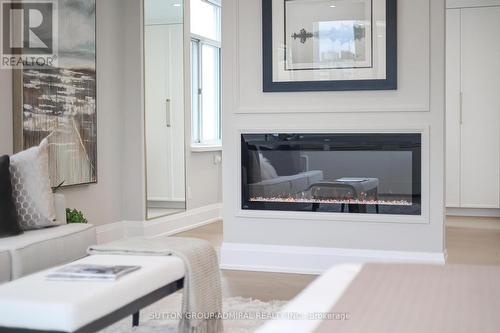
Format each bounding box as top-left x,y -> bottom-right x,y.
15,0 -> 96,187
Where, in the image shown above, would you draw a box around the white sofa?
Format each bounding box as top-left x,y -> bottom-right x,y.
0,195 -> 97,284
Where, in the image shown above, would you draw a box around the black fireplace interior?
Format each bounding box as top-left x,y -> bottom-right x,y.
241,133 -> 422,215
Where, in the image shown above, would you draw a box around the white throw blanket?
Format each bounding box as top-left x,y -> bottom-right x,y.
88,236 -> 223,333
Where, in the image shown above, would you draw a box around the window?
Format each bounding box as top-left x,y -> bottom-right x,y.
191,0 -> 221,146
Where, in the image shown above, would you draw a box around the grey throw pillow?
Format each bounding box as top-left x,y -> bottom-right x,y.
10,139 -> 58,230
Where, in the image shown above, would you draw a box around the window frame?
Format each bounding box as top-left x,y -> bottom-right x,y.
190,0 -> 222,148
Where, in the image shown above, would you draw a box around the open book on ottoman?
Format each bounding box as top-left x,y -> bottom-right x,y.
46,264 -> 141,281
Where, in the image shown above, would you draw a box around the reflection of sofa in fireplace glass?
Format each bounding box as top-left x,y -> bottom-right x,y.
247,152 -> 324,199
309,178 -> 380,213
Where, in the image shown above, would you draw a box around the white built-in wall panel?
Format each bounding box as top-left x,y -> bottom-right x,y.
234,0 -> 430,114
460,7 -> 500,208
446,6 -> 500,209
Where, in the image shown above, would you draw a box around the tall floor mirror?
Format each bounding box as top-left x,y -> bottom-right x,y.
144,0 -> 186,219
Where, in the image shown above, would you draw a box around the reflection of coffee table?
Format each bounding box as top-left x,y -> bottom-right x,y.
309,178 -> 380,213
0,255 -> 184,332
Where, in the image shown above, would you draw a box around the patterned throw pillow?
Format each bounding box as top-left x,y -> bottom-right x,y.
10,139 -> 58,230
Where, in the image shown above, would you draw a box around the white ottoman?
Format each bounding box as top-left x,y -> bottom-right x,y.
0,254 -> 185,333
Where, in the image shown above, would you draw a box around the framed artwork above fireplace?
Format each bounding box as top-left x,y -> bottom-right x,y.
262,0 -> 397,92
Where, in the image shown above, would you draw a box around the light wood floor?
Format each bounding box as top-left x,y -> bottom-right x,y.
176,219 -> 500,301
446,227 -> 500,265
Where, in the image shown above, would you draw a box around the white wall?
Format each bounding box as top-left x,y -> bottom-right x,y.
222,0 -> 445,257
187,151 -> 222,209
63,0 -> 148,225
0,70 -> 13,155
115,0 -> 147,223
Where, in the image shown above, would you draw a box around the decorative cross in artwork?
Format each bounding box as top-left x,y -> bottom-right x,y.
291,28 -> 314,44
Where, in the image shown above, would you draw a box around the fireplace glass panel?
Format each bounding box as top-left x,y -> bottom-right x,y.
241,133 -> 421,215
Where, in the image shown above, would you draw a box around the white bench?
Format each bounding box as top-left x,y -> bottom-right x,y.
0,254 -> 185,333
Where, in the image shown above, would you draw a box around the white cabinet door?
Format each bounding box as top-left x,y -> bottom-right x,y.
460,7 -> 500,208
445,9 -> 462,207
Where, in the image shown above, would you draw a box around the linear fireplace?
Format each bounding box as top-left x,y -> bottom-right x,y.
241,133 -> 422,215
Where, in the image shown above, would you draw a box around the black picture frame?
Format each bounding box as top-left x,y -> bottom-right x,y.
262,0 -> 397,92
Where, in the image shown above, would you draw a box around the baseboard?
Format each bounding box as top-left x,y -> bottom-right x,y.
147,199 -> 186,209
95,203 -> 222,244
140,203 -> 222,237
220,242 -> 446,275
447,207 -> 500,218
446,216 -> 500,230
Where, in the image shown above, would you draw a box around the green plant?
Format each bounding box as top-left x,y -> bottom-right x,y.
66,208 -> 88,224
